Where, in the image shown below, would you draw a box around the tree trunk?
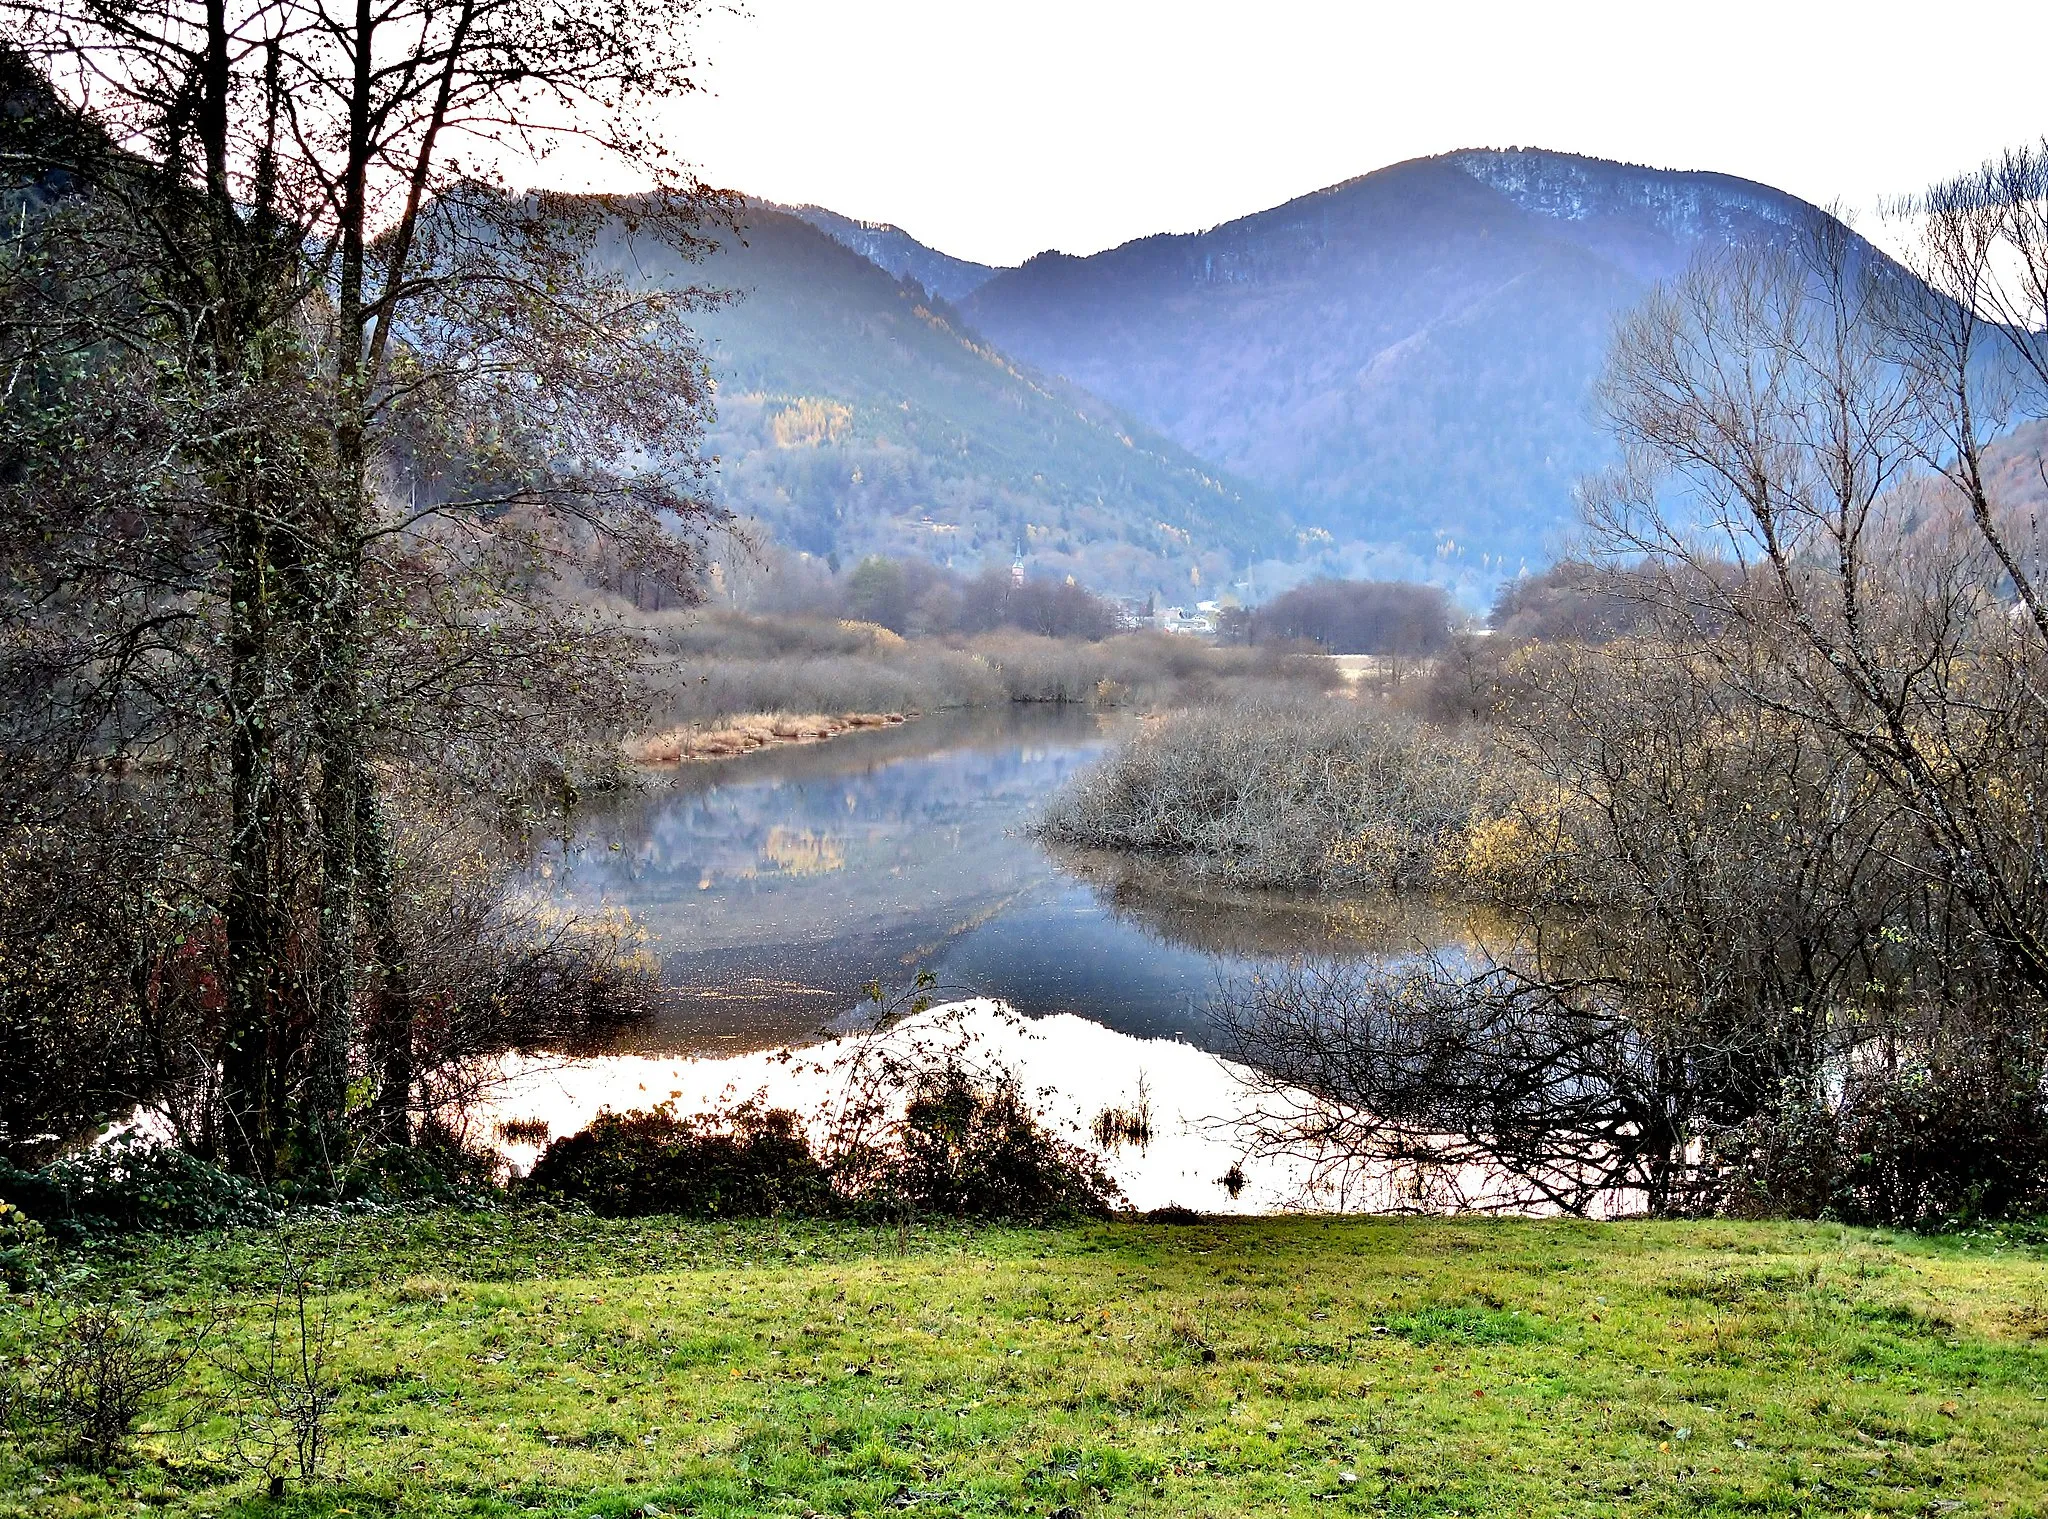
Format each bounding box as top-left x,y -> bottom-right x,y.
358,763 -> 414,1146
304,545 -> 363,1170
298,0 -> 380,1167
218,497 -> 285,1178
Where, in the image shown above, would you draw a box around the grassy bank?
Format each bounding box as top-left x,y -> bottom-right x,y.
5,1213 -> 2047,1518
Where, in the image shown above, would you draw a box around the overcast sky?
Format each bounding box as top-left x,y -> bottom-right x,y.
628,0 -> 2048,268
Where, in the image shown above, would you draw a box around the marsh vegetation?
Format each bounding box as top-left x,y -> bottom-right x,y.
630,605 -> 1341,736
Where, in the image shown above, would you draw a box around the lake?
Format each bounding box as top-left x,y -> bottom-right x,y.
527,705 -> 1476,1058
497,706 -> 1516,1212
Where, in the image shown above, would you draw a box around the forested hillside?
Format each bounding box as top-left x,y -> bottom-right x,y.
782,202 -> 997,301
643,207 -> 1280,597
959,149 -> 1872,583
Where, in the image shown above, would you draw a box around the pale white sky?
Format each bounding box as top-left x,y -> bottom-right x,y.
632,0 -> 2048,268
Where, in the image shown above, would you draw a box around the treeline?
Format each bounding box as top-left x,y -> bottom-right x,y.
1217,577 -> 1455,655
1046,195 -> 2048,1226
717,552 -> 1126,641
841,557 -> 1124,639
1,8 -> 728,1184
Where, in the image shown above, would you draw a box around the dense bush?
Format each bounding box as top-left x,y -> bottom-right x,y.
522,1063 -> 1120,1223
1037,696 -> 1492,888
0,1198 -> 48,1293
0,1137 -> 279,1243
523,1104 -> 832,1218
1712,1053 -> 2048,1227
885,1066 -> 1119,1222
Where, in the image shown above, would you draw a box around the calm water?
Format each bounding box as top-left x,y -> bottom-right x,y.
528,706 -> 1474,1056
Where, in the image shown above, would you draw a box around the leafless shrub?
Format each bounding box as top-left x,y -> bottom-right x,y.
23,1297 -> 212,1469
1487,560 -> 1659,644
1219,957 -> 1744,1215
219,1239 -> 344,1493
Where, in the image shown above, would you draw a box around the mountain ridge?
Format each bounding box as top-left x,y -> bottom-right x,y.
779,203 -> 999,303
945,147 -> 1864,591
746,149 -> 1956,599
642,205 -> 1282,596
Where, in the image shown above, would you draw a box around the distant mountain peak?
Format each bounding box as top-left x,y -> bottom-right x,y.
1448,146 -> 1813,236
957,148 -> 1895,596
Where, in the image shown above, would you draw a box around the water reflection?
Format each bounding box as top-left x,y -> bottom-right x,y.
528,705 -> 1480,1056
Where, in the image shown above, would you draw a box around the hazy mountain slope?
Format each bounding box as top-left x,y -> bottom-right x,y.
782,204 -> 999,302
960,149 -> 1850,581
650,207 -> 1277,594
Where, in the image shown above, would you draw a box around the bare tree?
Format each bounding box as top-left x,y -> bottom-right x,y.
1896,143 -> 2048,646
2,0 -> 735,1173
1588,207 -> 2048,1005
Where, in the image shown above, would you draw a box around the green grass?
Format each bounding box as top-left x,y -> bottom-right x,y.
5,1211 -> 2048,1518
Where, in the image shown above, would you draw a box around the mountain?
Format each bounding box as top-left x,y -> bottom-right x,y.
959,149 -> 1850,587
782,204 -> 998,303
659,206 -> 1280,595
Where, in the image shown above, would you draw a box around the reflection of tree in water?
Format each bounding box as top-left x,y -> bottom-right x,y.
1045,844 -> 1501,963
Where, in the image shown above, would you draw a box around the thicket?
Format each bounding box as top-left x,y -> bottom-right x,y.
524,1104 -> 835,1218
840,557 -> 1125,641
1216,577 -> 1455,655
1485,560 -> 1655,644
636,613 -> 1341,728
1036,698 -> 1489,890
703,550 -> 1127,641
522,1068 -> 1118,1223
0,1140 -> 280,1244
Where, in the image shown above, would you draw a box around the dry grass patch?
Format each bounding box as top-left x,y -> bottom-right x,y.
625,711 -> 910,764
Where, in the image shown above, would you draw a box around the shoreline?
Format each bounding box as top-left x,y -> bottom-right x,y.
624,709 -> 914,765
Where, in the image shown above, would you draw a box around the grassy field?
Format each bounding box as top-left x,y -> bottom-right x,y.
4,1211 -> 2047,1519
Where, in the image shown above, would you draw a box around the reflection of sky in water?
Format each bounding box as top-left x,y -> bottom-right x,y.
529,706 -> 1473,1056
